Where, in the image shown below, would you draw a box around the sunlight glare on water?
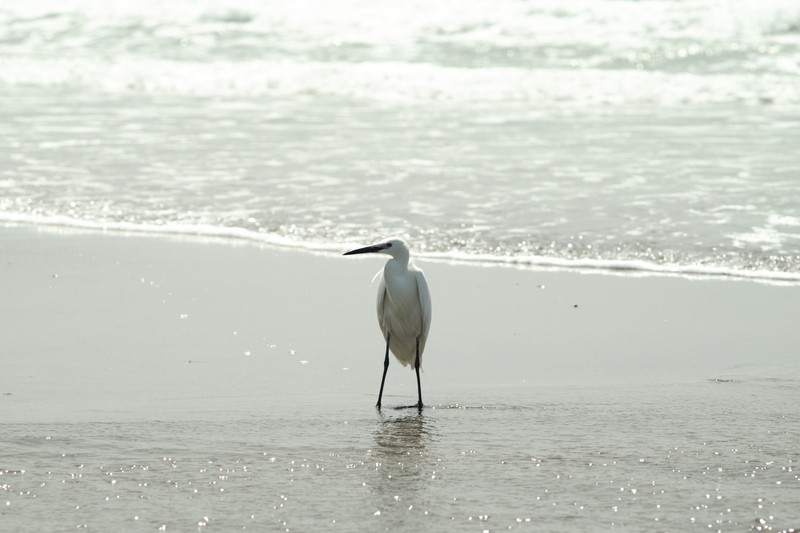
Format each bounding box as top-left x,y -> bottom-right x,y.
1,0 -> 799,280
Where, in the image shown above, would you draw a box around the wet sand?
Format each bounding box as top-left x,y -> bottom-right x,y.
2,225 -> 799,531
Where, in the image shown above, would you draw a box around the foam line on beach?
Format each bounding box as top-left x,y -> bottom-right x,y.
423,250 -> 800,285
3,213 -> 799,285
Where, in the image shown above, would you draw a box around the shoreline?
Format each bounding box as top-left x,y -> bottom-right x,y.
1,217 -> 798,285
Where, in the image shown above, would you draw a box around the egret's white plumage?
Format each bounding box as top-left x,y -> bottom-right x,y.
344,238 -> 432,409
374,241 -> 431,366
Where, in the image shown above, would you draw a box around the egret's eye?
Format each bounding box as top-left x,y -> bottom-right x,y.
385,242 -> 393,248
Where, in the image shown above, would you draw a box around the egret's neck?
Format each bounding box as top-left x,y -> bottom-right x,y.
385,252 -> 410,274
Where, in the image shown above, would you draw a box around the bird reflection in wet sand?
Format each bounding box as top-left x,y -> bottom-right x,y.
370,413 -> 436,511
374,413 -> 431,460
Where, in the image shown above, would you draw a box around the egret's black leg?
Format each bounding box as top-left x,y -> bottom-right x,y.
414,337 -> 423,410
376,333 -> 390,409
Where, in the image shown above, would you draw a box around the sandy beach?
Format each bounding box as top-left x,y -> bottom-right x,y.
4,223 -> 798,418
2,224 -> 799,531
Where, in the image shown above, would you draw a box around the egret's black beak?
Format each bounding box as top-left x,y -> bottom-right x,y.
343,244 -> 383,256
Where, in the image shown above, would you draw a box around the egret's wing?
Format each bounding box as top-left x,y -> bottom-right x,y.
414,268 -> 432,354
374,269 -> 388,340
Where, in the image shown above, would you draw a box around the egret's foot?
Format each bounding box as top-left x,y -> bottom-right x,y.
395,402 -> 424,411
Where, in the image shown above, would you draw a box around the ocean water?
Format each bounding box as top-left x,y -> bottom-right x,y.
1,0 -> 799,281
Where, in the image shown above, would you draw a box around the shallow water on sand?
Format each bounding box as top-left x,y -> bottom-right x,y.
2,382 -> 798,532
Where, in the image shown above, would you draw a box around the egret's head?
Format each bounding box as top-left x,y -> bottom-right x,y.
343,238 -> 410,259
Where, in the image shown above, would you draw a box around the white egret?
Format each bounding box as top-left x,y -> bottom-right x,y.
343,238 -> 432,409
